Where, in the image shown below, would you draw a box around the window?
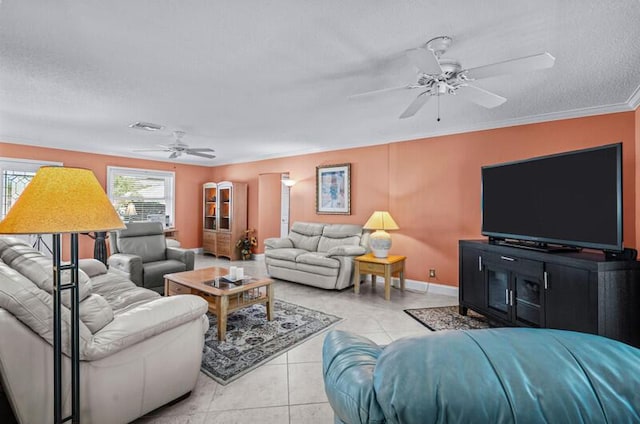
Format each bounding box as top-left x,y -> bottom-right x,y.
0,158 -> 63,256
1,158 -> 63,219
107,166 -> 175,227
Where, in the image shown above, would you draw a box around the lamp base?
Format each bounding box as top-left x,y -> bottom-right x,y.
369,230 -> 392,258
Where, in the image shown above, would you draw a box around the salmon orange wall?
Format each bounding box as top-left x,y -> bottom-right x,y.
210,144 -> 391,246
211,112 -> 637,287
0,142 -> 211,258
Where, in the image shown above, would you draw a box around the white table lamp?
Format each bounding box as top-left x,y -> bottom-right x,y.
363,211 -> 399,258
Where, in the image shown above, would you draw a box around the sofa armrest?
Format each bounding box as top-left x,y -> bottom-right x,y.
327,245 -> 366,257
84,295 -> 208,361
264,237 -> 293,250
167,247 -> 195,270
323,330 -> 385,424
107,253 -> 143,286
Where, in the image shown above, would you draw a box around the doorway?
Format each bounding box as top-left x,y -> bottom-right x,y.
280,173 -> 291,237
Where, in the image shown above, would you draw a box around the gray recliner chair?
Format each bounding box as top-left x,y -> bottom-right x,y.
108,222 -> 194,294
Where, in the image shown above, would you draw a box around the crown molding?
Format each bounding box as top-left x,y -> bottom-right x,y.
391,102 -> 636,146
627,84 -> 640,110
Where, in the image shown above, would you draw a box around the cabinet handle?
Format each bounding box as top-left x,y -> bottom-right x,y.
544,271 -> 548,290
505,289 -> 509,305
510,290 -> 514,306
478,256 -> 482,271
500,256 -> 516,262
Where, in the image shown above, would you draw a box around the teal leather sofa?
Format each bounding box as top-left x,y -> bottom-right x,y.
323,328 -> 640,423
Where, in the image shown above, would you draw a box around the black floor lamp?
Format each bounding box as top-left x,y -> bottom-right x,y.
0,167 -> 125,423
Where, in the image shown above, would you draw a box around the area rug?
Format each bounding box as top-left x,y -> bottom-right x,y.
404,305 -> 492,331
201,299 -> 341,385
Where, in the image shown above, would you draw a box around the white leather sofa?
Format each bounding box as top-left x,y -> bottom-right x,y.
264,222 -> 368,290
0,237 -> 208,424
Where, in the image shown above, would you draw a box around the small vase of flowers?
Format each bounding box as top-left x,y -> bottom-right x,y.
236,229 -> 257,260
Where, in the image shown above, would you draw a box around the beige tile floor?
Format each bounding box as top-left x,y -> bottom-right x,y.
134,254 -> 456,423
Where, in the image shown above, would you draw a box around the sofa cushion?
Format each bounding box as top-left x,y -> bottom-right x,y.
143,259 -> 187,288
265,248 -> 308,262
321,224 -> 363,239
288,222 -> 325,251
79,293 -> 114,333
371,328 -> 640,423
79,258 -> 108,277
0,237 -> 93,307
296,262 -> 340,277
117,234 -> 167,263
291,222 -> 326,236
90,272 -> 160,314
0,258 -> 93,357
296,252 -> 340,269
317,224 -> 363,252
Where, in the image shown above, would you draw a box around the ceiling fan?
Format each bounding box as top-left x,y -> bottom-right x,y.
133,131 -> 216,159
352,36 -> 555,121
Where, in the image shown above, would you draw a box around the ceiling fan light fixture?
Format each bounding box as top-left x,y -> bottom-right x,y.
426,36 -> 452,57
129,121 -> 164,131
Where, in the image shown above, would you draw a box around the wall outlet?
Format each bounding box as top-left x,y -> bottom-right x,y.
429,269 -> 436,278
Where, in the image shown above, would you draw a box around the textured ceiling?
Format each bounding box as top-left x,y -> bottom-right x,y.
1,0 -> 639,166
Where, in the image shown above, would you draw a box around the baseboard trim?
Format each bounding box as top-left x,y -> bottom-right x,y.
390,278 -> 459,297
196,252 -> 458,296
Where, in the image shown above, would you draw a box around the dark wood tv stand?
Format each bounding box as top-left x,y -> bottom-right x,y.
459,240 -> 640,347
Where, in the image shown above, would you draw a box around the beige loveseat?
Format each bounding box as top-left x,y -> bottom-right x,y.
264,222 -> 368,290
0,237 -> 208,424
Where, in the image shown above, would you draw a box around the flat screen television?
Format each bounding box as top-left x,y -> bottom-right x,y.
481,143 -> 622,252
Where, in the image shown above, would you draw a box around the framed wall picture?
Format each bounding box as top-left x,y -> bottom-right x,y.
316,163 -> 351,215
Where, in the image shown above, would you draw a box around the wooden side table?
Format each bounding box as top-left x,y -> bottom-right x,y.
353,254 -> 406,300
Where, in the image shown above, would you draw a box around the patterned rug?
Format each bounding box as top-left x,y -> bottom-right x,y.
404,305 -> 492,331
201,299 -> 341,385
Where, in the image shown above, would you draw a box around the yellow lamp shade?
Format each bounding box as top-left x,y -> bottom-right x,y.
0,166 -> 126,234
363,211 -> 399,231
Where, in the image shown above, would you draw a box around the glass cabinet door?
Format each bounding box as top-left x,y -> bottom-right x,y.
486,264 -> 510,320
203,185 -> 217,230
218,185 -> 232,231
514,274 -> 543,327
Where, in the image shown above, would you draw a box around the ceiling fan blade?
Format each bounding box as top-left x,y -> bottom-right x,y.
169,151 -> 180,159
133,149 -> 170,152
406,47 -> 442,75
185,147 -> 215,152
399,92 -> 430,119
457,84 -> 507,108
350,85 -> 412,99
186,151 -> 216,159
464,52 -> 555,80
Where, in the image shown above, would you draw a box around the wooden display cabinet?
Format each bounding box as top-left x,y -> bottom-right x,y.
202,181 -> 247,260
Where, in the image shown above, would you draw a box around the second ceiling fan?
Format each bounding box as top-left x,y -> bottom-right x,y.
352,36 -> 555,120
134,131 -> 216,159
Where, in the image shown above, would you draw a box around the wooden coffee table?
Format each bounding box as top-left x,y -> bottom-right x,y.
164,267 -> 274,341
